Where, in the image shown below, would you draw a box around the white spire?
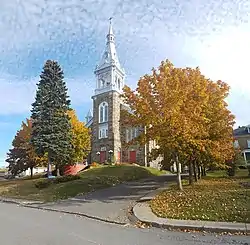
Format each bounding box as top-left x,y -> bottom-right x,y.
87,108 -> 93,118
94,18 -> 125,95
108,17 -> 114,36
95,18 -> 121,71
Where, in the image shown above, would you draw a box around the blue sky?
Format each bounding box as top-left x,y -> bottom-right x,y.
0,0 -> 249,167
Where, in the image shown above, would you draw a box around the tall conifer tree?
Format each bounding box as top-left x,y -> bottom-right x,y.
31,60 -> 72,177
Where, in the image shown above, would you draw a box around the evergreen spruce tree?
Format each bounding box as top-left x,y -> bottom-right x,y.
31,60 -> 72,177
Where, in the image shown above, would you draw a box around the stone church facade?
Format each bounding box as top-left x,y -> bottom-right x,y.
85,21 -> 162,168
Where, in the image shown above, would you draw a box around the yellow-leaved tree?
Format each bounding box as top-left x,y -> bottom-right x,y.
122,60 -> 235,190
67,110 -> 91,164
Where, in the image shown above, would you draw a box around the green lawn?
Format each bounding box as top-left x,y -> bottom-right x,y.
0,164 -> 166,202
150,169 -> 250,223
206,169 -> 249,178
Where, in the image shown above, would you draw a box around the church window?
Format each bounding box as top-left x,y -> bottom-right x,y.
99,124 -> 108,139
125,129 -> 129,143
129,129 -> 133,141
99,102 -> 108,123
100,106 -> 103,122
125,128 -> 139,143
118,79 -> 121,90
104,104 -> 108,122
133,128 -> 137,138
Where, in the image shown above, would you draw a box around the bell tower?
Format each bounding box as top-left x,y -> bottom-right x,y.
91,18 -> 125,163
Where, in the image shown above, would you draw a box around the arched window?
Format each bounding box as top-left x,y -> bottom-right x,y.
118,79 -> 121,90
99,102 -> 108,123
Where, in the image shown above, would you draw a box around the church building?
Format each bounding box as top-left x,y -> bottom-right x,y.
85,20 -> 162,168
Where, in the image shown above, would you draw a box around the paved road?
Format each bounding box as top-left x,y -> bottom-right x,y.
36,175 -> 176,223
0,203 -> 249,245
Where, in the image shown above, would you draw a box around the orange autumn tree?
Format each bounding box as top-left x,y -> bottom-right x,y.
67,110 -> 91,164
6,119 -> 46,178
122,60 -> 235,190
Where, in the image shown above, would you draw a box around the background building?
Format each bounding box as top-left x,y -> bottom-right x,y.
233,124 -> 250,165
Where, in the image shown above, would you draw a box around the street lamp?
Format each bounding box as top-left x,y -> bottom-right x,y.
96,151 -> 100,163
108,150 -> 113,164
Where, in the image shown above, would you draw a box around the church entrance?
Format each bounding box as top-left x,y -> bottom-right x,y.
117,151 -> 121,163
100,151 -> 106,163
129,151 -> 136,163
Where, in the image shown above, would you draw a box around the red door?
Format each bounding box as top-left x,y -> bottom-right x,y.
117,152 -> 121,163
100,151 -> 106,163
129,151 -> 136,163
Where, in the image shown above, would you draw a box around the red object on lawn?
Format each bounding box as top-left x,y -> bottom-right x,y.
63,164 -> 86,175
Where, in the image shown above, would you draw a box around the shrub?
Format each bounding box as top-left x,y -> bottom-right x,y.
35,179 -> 53,189
53,175 -> 81,184
35,175 -> 81,189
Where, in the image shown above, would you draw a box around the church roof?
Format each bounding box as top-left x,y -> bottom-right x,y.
233,125 -> 250,136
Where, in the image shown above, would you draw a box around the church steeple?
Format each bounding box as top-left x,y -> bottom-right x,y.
94,18 -> 125,95
95,17 -> 122,70
107,17 -> 114,40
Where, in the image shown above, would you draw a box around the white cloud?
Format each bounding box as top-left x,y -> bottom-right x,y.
194,25 -> 250,126
0,74 -> 94,115
0,0 -> 249,126
0,74 -> 37,115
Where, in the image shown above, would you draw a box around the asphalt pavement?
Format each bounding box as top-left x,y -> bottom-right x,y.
0,202 -> 249,245
35,176 -> 174,224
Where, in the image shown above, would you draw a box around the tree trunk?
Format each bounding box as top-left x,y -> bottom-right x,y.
201,166 -> 204,176
197,163 -> 201,179
56,166 -> 61,177
193,161 -> 198,182
188,161 -> 193,185
176,155 -> 183,191
201,166 -> 206,176
47,156 -> 52,178
30,167 -> 33,179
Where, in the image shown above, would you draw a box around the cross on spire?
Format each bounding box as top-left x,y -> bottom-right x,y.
109,17 -> 113,24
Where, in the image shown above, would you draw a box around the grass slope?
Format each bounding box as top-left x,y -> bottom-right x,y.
150,170 -> 250,223
0,165 -> 165,202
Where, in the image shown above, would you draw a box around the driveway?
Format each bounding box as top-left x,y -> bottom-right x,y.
34,175 -> 177,224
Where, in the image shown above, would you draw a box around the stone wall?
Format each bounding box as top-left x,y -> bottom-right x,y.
91,90 -> 122,163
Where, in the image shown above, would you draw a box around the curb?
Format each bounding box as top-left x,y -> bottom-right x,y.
137,186 -> 167,202
133,202 -> 249,234
0,197 -> 44,205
